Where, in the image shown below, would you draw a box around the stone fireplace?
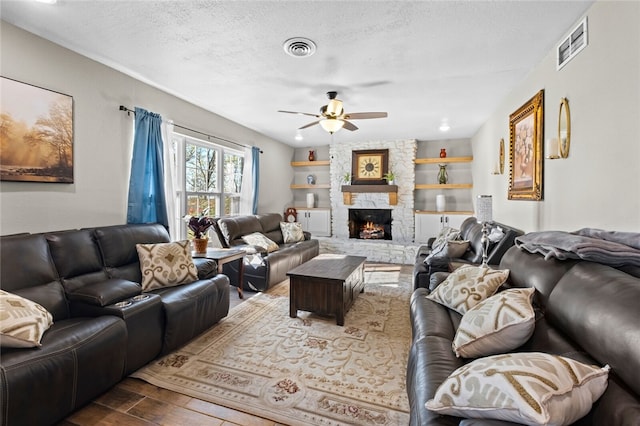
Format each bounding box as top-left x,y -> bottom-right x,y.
320,139 -> 419,264
349,208 -> 392,240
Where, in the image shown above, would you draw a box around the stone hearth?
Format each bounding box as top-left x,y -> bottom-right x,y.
321,139 -> 419,264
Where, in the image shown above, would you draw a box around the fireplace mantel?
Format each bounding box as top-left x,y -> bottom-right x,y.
341,185 -> 398,205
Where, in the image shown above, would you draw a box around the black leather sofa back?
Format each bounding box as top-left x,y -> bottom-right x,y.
46,229 -> 110,293
94,222 -> 170,282
0,233 -> 70,320
219,215 -> 265,246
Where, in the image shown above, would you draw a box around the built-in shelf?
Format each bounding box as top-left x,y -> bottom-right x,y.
291,160 -> 330,167
414,156 -> 473,164
341,185 -> 398,205
290,184 -> 331,189
415,183 -> 473,190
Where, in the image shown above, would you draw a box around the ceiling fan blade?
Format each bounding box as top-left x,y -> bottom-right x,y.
278,110 -> 321,118
299,120 -> 321,130
343,112 -> 388,120
342,120 -> 359,131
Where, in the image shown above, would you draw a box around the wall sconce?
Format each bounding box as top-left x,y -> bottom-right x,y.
545,138 -> 560,159
491,138 -> 505,174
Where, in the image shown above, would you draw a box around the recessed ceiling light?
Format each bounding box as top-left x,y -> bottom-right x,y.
439,122 -> 450,132
294,131 -> 303,141
35,0 -> 57,4
283,37 -> 317,58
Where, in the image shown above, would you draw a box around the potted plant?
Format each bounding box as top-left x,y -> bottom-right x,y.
184,215 -> 215,253
383,171 -> 396,185
341,172 -> 351,185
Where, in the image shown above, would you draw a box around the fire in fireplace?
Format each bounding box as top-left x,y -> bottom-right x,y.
348,209 -> 392,240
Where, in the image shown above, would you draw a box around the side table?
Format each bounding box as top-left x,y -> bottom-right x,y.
193,248 -> 246,299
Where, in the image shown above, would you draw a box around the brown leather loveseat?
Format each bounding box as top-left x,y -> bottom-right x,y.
0,223 -> 230,425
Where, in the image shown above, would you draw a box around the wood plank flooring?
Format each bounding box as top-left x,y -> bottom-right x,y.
58,289 -> 285,426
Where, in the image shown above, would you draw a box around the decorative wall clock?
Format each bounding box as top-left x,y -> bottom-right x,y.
351,149 -> 389,185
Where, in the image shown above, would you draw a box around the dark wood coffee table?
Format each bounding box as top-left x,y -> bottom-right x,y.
287,254 -> 366,326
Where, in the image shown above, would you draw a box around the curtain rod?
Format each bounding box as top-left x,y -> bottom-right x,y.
119,105 -> 263,153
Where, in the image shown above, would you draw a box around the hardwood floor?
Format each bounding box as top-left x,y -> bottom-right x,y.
58,289 -> 285,426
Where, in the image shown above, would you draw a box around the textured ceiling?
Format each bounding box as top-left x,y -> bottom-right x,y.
1,0 -> 593,147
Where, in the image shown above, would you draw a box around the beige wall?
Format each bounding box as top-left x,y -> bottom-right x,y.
471,0 -> 640,232
0,22 -> 293,235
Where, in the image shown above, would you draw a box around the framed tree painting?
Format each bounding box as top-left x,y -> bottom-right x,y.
508,90 -> 543,200
0,77 -> 74,183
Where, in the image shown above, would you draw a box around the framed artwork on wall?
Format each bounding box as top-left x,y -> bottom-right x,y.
0,77 -> 74,183
508,89 -> 543,200
351,149 -> 389,185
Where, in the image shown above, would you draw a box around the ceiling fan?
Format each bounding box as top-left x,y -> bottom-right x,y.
278,91 -> 388,134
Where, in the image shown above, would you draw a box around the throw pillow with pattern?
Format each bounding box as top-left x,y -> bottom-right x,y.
426,352 -> 610,426
136,240 -> 199,291
280,222 -> 305,243
426,265 -> 509,315
0,289 -> 53,348
241,232 -> 279,253
453,287 -> 535,358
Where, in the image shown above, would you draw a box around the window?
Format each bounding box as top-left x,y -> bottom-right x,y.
173,133 -> 244,238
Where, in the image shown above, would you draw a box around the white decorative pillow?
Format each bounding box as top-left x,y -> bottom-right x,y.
0,289 -> 53,348
280,222 -> 305,243
426,352 -> 610,426
426,265 -> 509,315
136,240 -> 199,291
453,288 -> 535,358
241,232 -> 279,253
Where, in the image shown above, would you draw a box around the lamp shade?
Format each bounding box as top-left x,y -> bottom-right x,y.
476,195 -> 493,223
319,118 -> 344,134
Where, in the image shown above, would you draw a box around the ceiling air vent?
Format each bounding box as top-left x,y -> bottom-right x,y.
283,37 -> 317,58
557,17 -> 588,70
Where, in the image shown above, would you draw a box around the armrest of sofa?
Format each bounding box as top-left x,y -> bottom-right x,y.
192,257 -> 217,279
66,278 -> 141,307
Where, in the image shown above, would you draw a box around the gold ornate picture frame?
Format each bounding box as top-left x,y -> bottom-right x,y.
508,90 -> 544,200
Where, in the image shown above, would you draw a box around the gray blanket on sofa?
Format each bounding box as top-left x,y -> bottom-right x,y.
515,228 -> 640,267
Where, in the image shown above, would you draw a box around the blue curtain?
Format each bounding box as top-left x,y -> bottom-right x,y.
251,146 -> 260,214
126,107 -> 168,227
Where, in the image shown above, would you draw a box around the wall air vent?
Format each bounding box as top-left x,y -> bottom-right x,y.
557,17 -> 588,70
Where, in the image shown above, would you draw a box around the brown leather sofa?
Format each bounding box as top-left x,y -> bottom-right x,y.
413,217 -> 523,290
216,213 -> 320,292
407,244 -> 640,425
0,223 -> 230,426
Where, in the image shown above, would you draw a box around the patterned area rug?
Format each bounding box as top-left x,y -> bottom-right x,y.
132,263 -> 412,426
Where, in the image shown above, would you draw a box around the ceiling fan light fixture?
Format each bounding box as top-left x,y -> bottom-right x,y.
326,99 -> 343,117
319,118 -> 344,134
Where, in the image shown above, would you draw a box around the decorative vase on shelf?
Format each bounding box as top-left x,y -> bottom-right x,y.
306,193 -> 315,208
440,148 -> 447,158
306,174 -> 316,185
193,238 -> 208,254
308,150 -> 315,161
436,194 -> 446,212
438,164 -> 448,184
